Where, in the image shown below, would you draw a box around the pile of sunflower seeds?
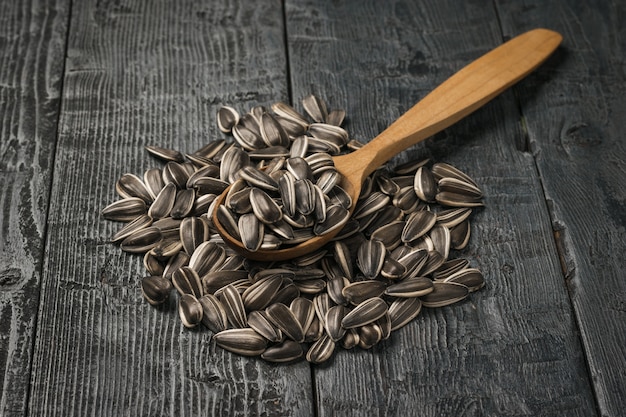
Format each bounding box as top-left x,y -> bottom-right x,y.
102,95 -> 485,364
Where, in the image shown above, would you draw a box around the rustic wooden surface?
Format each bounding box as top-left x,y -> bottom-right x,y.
0,0 -> 69,415
0,0 -> 624,416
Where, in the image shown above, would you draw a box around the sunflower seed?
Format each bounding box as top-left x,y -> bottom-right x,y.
302,94 -> 328,123
242,275 -> 283,311
289,136 -> 309,158
393,158 -> 429,174
179,294 -> 203,328
327,185 -> 352,210
313,293 -> 331,326
364,206 -> 404,236
260,113 -> 290,147
432,258 -> 470,281
306,333 -> 335,364
376,171 -> 400,196
327,276 -> 349,306
220,284 -> 247,328
148,183 -> 177,219
413,166 -> 437,202
385,277 -> 434,298
304,316 -> 324,343
271,283 -> 300,307
145,145 -> 184,162
141,276 -> 172,305
265,302 -> 305,343
238,213 -> 264,252
436,207 -> 472,228
391,187 -> 414,213
342,280 -> 387,306
152,217 -> 182,237
381,257 -> 407,280
250,188 -> 282,224
102,197 -> 147,222
149,236 -> 183,259
308,123 -> 349,146
169,189 -> 195,219
219,146 -> 251,183
143,252 -> 164,276
163,251 -> 190,280
111,214 -> 153,243
189,241 -> 226,277
160,162 -> 188,188
388,297 -> 422,331
199,294 -> 228,333
261,340 -> 303,363
341,329 -> 360,349
216,205 -> 241,240
358,323 -> 383,349
202,270 -> 249,294
332,241 -> 353,279
420,250 -> 446,276
395,247 -> 428,275
239,166 -> 279,192
341,297 -> 388,329
313,204 -> 350,236
435,191 -> 484,208
193,177 -> 230,195
429,224 -> 451,259
120,226 -> 162,253
353,192 -> 390,219
377,311 -> 392,340
443,268 -> 484,292
432,162 -> 479,186
185,164 -> 218,186
402,210 -> 436,243
290,297 -> 316,335
232,124 -> 265,151
214,328 -> 267,356
325,305 -> 348,342
420,282 -> 469,307
172,266 -> 203,298
247,310 -> 282,342
326,109 -> 345,126
194,139 -> 227,160
450,220 -> 471,250
371,221 -> 405,250
179,217 -> 209,255
143,168 -> 165,199
357,239 -> 386,279
116,173 -> 152,203
439,177 -> 483,199
217,106 -> 240,133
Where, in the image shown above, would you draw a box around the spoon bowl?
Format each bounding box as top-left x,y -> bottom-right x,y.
213,28 -> 563,261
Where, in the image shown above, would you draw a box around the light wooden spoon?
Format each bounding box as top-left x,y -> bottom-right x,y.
213,28 -> 562,261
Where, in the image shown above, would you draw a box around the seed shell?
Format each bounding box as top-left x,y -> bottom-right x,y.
214,328 -> 267,356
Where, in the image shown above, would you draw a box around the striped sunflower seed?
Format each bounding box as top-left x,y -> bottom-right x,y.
213,328 -> 267,356
178,294 -> 203,328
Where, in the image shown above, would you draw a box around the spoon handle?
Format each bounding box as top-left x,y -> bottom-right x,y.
334,28 -> 562,183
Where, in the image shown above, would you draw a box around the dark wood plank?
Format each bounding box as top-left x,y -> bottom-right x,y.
28,1 -> 312,415
286,0 -> 597,415
0,0 -> 69,415
495,1 -> 626,415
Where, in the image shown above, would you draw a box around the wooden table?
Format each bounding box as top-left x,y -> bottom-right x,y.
1,0 -> 624,415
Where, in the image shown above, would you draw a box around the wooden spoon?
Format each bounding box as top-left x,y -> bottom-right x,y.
213,28 -> 562,261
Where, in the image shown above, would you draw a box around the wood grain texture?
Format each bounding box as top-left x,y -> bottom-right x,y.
286,0 -> 597,415
29,1 -> 313,416
495,0 -> 626,415
0,0 -> 69,415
